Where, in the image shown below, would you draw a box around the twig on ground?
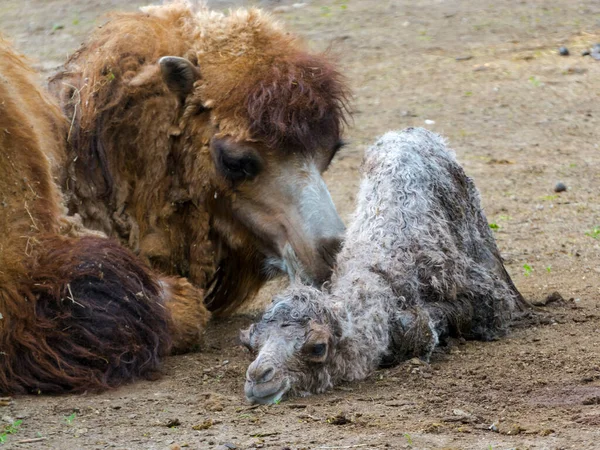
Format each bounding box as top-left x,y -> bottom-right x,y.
16,437 -> 47,444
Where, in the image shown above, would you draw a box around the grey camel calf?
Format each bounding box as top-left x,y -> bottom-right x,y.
241,127 -> 526,404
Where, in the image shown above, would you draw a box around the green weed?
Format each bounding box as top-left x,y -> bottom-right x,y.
585,226 -> 600,240
528,76 -> 542,87
0,419 -> 22,444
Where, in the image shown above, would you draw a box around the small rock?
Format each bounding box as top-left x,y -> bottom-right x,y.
558,46 -> 569,56
218,444 -> 237,450
554,182 -> 567,192
587,43 -> 600,60
165,418 -> 181,428
582,50 -> 591,56
455,55 -> 473,61
424,119 -> 436,125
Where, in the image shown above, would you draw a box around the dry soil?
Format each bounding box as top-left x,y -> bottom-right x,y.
1,0 -> 599,449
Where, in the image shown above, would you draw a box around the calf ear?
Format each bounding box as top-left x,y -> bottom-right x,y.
159,56 -> 200,97
239,324 -> 256,352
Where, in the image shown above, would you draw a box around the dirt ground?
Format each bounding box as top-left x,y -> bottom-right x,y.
1,0 -> 600,448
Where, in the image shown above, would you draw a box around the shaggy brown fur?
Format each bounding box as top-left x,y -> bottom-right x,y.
49,2 -> 349,318
0,37 -> 173,394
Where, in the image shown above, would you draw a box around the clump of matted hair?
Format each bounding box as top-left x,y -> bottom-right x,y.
0,36 -> 173,394
192,7 -> 351,151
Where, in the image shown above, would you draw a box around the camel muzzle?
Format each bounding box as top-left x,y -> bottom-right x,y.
244,358 -> 290,404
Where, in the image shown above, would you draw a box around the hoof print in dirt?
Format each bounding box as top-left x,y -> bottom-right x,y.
242,128 -> 525,403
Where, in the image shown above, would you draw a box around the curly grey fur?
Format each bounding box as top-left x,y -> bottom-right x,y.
243,128 -> 525,402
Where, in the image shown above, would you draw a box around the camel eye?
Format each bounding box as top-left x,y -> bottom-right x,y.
212,138 -> 262,183
322,139 -> 346,172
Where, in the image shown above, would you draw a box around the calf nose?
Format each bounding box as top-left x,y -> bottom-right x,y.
247,362 -> 276,384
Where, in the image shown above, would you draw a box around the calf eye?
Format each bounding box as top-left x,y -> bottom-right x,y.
212,138 -> 262,183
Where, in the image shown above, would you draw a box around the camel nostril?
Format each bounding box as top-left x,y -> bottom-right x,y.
318,236 -> 343,268
310,236 -> 343,285
248,361 -> 277,384
257,366 -> 275,384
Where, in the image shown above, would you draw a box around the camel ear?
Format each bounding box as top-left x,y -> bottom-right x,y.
239,324 -> 255,351
159,56 -> 200,97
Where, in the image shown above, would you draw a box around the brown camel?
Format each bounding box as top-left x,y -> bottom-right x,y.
49,1 -> 350,347
0,36 -> 185,394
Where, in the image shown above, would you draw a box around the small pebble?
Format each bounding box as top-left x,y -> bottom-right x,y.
554,182 -> 567,193
165,418 -> 181,428
582,50 -> 591,56
591,43 -> 600,60
424,119 -> 435,125
558,46 -> 569,56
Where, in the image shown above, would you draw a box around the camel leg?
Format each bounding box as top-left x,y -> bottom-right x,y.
160,277 -> 211,354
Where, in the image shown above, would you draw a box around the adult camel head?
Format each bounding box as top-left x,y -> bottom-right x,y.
50,4 -> 350,313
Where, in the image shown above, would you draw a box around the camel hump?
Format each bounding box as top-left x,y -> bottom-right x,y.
0,235 -> 172,394
362,127 -> 525,338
